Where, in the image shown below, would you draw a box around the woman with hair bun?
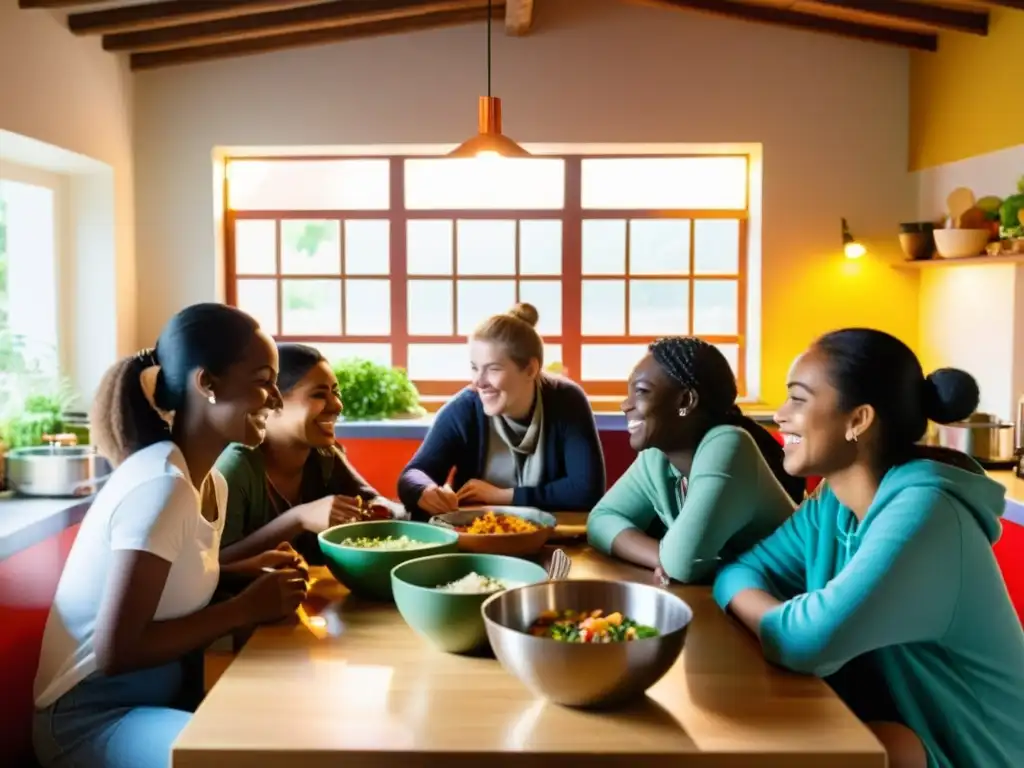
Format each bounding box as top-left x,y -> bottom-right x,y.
33,304 -> 309,768
398,303 -> 605,516
714,328 -> 1024,768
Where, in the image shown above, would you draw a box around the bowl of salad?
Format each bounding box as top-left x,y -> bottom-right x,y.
318,520 -> 458,601
481,579 -> 693,707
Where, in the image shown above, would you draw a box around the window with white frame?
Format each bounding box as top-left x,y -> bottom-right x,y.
224,152 -> 754,401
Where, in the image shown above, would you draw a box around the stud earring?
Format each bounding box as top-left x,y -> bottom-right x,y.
846,431 -> 858,443
678,407 -> 690,418
208,394 -> 216,405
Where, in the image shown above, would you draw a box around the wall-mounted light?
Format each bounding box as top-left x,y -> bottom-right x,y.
842,218 -> 865,259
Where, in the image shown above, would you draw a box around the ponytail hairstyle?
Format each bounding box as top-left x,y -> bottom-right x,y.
648,336 -> 805,504
471,302 -> 544,369
814,328 -> 979,470
90,303 -> 260,465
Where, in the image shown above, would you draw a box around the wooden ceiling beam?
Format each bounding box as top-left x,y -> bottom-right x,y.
814,0 -> 987,36
103,0 -> 489,52
645,0 -> 937,51
69,1 -> 326,36
130,5 -> 498,71
505,0 -> 534,35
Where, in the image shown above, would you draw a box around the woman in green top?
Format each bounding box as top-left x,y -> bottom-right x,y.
587,337 -> 803,584
217,343 -> 405,565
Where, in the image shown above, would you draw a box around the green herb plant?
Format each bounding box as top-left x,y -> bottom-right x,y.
331,358 -> 425,422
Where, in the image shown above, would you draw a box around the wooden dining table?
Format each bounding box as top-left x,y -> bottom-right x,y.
173,515 -> 885,767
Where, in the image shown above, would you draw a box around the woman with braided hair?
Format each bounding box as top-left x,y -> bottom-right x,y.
33,304 -> 309,768
587,336 -> 801,584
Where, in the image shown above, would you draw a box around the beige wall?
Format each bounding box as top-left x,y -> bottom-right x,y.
129,0 -> 916,405
0,2 -> 136,403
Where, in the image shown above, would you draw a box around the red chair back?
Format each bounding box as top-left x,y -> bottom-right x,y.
994,500 -> 1024,625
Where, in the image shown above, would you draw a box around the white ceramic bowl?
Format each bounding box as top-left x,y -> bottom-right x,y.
933,228 -> 990,259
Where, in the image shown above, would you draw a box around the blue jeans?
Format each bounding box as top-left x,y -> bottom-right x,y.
33,654 -> 203,768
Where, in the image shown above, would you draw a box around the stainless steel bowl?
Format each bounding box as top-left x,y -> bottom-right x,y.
4,445 -> 111,497
481,579 -> 693,708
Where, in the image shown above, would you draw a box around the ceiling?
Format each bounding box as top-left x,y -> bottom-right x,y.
16,0 -> 1024,71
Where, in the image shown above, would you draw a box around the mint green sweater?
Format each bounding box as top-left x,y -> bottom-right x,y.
587,425 -> 796,583
714,459 -> 1024,768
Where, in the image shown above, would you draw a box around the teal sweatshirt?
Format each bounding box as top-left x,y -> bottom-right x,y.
714,459 -> 1024,768
587,425 -> 796,584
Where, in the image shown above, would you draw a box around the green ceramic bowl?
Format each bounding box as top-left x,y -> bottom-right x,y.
391,553 -> 548,653
318,520 -> 458,601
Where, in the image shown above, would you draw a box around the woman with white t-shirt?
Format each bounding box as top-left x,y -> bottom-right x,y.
33,303 -> 309,768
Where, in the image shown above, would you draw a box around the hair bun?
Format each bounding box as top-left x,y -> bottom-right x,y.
508,302 -> 539,328
922,368 -> 978,424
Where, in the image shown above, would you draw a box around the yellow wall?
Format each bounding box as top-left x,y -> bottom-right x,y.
909,9 -> 1024,170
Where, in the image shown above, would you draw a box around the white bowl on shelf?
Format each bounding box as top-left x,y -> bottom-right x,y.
933,228 -> 990,259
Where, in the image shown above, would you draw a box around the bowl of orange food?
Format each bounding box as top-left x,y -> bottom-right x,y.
430,507 -> 556,556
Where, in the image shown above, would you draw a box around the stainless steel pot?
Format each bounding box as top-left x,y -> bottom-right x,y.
4,445 -> 111,498
934,414 -> 1016,463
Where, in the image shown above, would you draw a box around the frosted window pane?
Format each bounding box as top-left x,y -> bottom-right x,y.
581,345 -> 649,380
457,280 -> 516,335
407,280 -> 453,336
693,280 -> 739,335
694,219 -> 740,275
408,344 -> 468,381
582,280 -> 625,335
582,219 -> 626,275
519,220 -> 561,275
307,343 -> 392,367
344,220 -> 389,275
582,157 -> 747,210
407,220 -> 453,275
234,220 -> 276,275
236,279 -> 278,335
228,159 -> 389,210
715,344 -> 739,376
517,280 -> 561,335
629,280 -> 689,336
457,220 -> 516,275
629,219 -> 690,275
281,279 -> 342,336
281,220 -> 340,275
344,279 -> 390,335
405,158 -> 564,210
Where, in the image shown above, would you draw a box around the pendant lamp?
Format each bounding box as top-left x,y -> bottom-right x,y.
448,0 -> 529,158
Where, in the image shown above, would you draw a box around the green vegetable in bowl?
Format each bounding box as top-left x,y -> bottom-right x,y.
998,176 -> 1024,239
529,609 -> 660,643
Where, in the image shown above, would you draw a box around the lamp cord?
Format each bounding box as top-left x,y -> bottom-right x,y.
486,0 -> 492,98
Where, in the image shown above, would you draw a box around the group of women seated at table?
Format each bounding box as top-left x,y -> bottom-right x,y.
30,300 -> 1024,768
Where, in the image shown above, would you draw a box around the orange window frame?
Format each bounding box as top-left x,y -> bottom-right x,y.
223,154 -> 750,400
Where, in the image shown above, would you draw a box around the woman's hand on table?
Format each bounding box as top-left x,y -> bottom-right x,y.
418,484 -> 459,515
455,480 -> 513,507
653,565 -> 671,588
237,565 -> 309,625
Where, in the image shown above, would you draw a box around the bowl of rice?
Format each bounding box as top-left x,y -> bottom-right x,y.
391,552 -> 548,653
430,506 -> 556,556
318,520 -> 458,601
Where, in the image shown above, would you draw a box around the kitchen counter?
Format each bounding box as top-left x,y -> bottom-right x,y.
0,495 -> 90,561
173,538 -> 885,768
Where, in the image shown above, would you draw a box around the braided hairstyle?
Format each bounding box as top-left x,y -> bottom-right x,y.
648,336 -> 804,504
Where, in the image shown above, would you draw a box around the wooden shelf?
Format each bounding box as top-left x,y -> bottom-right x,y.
893,253 -> 1024,269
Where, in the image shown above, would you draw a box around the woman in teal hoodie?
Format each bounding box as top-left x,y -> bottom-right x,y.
714,329 -> 1024,768
588,337 -> 803,584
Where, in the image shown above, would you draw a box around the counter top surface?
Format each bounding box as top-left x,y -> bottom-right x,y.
0,495 -> 90,561
173,535 -> 884,768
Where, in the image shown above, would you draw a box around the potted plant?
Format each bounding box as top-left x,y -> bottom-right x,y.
331,358 -> 426,421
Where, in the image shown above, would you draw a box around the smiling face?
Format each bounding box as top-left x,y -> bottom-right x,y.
469,339 -> 538,419
774,346 -> 862,477
201,330 -> 282,447
621,352 -> 690,453
266,360 -> 343,449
